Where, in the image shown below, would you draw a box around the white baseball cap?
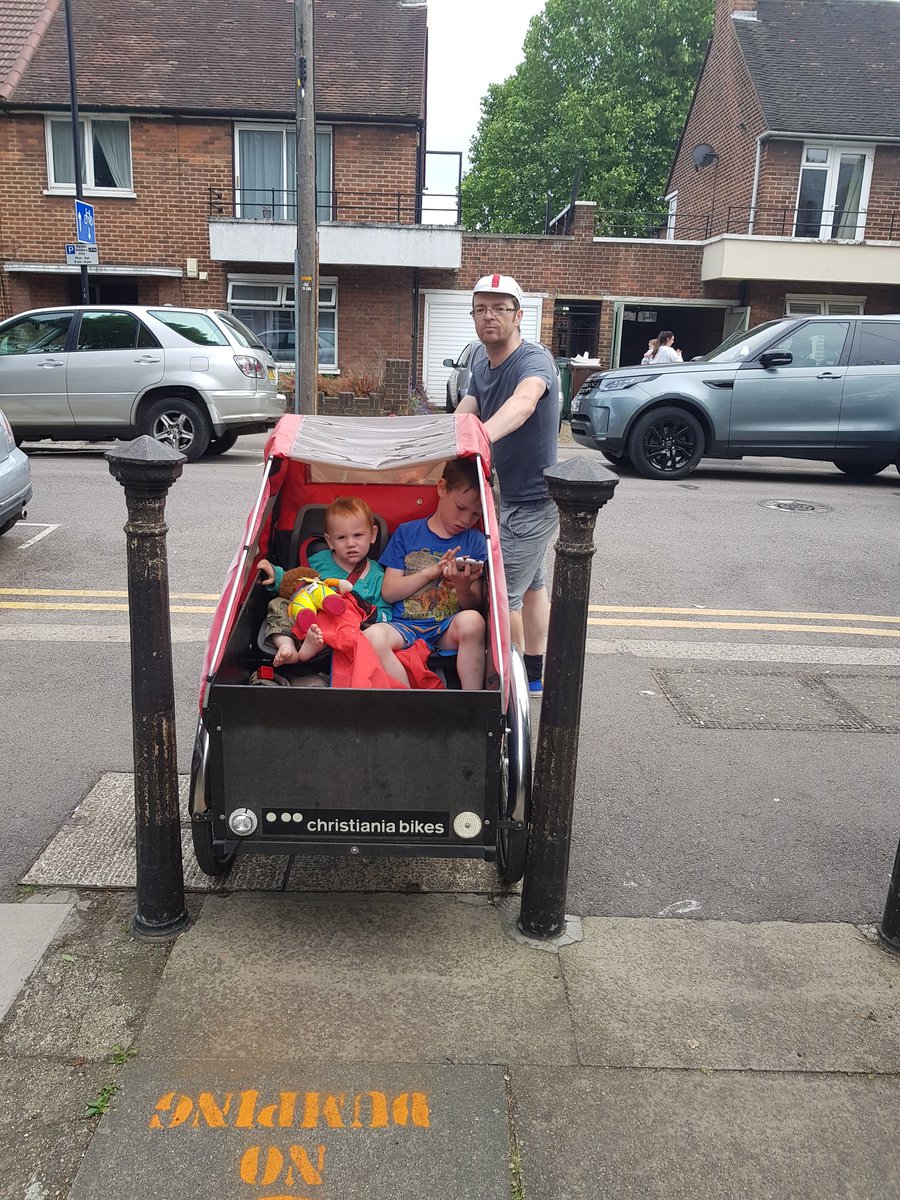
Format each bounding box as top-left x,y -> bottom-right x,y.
472,273 -> 523,306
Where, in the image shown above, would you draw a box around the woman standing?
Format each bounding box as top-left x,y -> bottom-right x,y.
650,331 -> 682,364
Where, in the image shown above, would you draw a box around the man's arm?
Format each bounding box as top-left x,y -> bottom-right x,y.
456,395 -> 479,415
481,375 -> 547,443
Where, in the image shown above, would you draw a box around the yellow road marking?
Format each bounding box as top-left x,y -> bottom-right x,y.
587,617 -> 900,638
0,588 -> 218,600
588,605 -> 900,624
0,601 -> 215,614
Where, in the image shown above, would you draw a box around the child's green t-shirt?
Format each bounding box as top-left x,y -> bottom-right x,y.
308,548 -> 392,622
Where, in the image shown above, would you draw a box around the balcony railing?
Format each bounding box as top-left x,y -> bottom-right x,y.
208,187 -> 461,226
589,205 -> 900,242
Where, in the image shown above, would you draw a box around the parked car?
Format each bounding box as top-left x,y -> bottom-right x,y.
0,406 -> 31,535
0,305 -> 286,461
442,341 -> 564,427
570,315 -> 900,480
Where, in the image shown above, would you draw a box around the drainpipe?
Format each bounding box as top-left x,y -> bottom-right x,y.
747,135 -> 764,235
411,268 -> 420,390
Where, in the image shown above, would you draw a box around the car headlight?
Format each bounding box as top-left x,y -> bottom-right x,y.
597,374 -> 654,392
570,396 -> 581,414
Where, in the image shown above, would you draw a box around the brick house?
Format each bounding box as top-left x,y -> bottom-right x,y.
0,0 -> 461,383
424,0 -> 900,395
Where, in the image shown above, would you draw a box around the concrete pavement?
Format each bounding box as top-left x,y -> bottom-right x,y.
1,877 -> 898,1199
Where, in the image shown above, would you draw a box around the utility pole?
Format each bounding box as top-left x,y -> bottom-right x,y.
63,0 -> 89,304
293,0 -> 318,415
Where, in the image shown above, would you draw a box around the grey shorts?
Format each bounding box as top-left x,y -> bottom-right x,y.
499,498 -> 559,611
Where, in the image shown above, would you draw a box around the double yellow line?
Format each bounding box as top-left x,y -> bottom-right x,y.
0,587 -> 217,614
587,605 -> 900,639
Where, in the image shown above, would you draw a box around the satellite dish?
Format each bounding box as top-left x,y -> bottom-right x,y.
691,143 -> 719,171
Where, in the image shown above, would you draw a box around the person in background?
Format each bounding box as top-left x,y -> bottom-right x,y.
650,331 -> 682,364
641,337 -> 659,364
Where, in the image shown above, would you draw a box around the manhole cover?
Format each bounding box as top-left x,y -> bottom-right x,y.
759,499 -> 833,513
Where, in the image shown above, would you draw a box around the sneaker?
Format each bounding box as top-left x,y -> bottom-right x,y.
527,678 -> 543,697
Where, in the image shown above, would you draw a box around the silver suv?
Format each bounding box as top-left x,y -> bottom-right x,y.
570,315 -> 900,480
0,305 -> 286,460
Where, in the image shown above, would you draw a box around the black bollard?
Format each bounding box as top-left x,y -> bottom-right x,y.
107,437 -> 190,939
878,839 -> 900,955
519,457 -> 619,940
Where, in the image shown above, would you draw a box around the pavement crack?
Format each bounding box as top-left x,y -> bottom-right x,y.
504,1067 -> 526,1200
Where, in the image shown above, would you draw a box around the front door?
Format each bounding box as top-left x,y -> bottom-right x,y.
729,320 -> 850,453
66,310 -> 164,428
0,310 -> 75,430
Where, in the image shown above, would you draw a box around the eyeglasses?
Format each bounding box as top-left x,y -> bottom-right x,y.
470,305 -> 517,318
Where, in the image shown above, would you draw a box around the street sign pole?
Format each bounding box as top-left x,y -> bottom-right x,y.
63,0 -> 89,305
294,0 -> 318,415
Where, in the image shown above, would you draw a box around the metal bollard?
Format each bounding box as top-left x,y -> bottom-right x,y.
519,458 -> 619,940
107,437 -> 190,939
878,840 -> 900,955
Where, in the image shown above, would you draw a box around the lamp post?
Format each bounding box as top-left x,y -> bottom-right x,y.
63,0 -> 89,304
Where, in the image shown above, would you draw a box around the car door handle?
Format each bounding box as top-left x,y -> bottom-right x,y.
40,358 -> 64,368
134,355 -> 162,364
817,372 -> 842,379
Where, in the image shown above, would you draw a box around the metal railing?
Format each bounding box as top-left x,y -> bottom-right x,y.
208,186 -> 462,226
588,204 -> 900,242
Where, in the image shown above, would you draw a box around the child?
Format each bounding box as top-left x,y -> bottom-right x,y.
364,458 -> 488,690
259,496 -> 390,668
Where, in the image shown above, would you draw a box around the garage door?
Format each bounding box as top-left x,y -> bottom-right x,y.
423,291 -> 543,405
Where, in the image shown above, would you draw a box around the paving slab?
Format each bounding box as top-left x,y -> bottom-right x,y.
511,1066 -> 900,1200
561,918 -> 900,1072
22,772 -> 511,896
139,893 -> 578,1065
67,1060 -> 512,1200
0,898 -> 73,1021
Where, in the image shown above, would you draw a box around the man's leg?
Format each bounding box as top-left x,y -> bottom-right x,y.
499,499 -> 557,681
522,585 -> 551,656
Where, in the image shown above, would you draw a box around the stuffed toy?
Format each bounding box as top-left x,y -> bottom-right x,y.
278,566 -> 353,637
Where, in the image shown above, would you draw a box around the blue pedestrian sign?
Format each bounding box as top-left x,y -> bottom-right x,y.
74,200 -> 96,245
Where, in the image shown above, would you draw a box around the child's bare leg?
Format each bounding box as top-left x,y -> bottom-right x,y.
363,624 -> 410,687
272,634 -> 302,667
440,611 -> 486,690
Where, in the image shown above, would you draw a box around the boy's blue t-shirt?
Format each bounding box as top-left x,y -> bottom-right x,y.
379,517 -> 488,622
307,547 -> 392,622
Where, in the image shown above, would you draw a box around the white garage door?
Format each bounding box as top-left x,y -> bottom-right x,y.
423,291 -> 543,405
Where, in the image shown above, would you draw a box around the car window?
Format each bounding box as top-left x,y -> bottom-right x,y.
215,311 -> 266,351
459,343 -> 473,367
136,322 -> 160,349
850,322 -> 900,366
148,310 -> 228,347
76,311 -> 142,351
0,313 -> 72,355
701,320 -> 786,364
767,321 -> 849,368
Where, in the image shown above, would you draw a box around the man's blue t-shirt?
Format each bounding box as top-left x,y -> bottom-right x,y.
380,517 -> 488,622
467,340 -> 559,503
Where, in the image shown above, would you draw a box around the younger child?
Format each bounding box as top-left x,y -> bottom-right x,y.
364,458 -> 488,690
259,496 -> 390,667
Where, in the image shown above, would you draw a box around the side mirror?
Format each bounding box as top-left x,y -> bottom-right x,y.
442,357 -> 456,368
759,350 -> 793,368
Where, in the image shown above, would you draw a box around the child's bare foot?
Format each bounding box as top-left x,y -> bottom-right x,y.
297,623 -> 325,661
273,637 -> 302,667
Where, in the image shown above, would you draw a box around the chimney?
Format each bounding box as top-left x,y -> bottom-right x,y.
714,0 -> 758,35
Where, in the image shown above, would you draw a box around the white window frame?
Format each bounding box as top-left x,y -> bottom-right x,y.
793,142 -> 874,241
664,191 -> 678,241
43,114 -> 134,196
233,123 -> 333,221
226,273 -> 339,372
784,294 -> 866,316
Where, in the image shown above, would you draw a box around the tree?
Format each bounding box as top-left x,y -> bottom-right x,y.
461,0 -> 714,234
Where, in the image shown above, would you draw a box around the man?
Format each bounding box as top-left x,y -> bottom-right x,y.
456,273 -> 560,696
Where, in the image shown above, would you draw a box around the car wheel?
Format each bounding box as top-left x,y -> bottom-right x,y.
832,459 -> 891,478
0,515 -> 20,536
142,396 -> 211,461
627,406 -> 705,480
204,429 -> 239,456
445,388 -> 455,414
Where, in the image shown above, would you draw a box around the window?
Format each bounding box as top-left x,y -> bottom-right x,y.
148,310 -> 229,347
75,311 -> 157,351
850,322 -> 900,367
665,192 -> 677,241
785,296 -> 865,317
794,144 -> 872,240
768,320 -> 850,368
235,125 -> 332,222
0,312 -> 72,355
46,116 -> 133,192
227,277 -> 338,370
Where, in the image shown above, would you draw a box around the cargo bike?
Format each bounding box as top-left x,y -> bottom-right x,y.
189,413 -> 532,884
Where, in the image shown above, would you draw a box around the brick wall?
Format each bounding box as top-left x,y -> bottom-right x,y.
331,125 -> 419,223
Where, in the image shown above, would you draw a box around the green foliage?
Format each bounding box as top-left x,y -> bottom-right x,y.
83,1083 -> 118,1119
461,0 -> 715,233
